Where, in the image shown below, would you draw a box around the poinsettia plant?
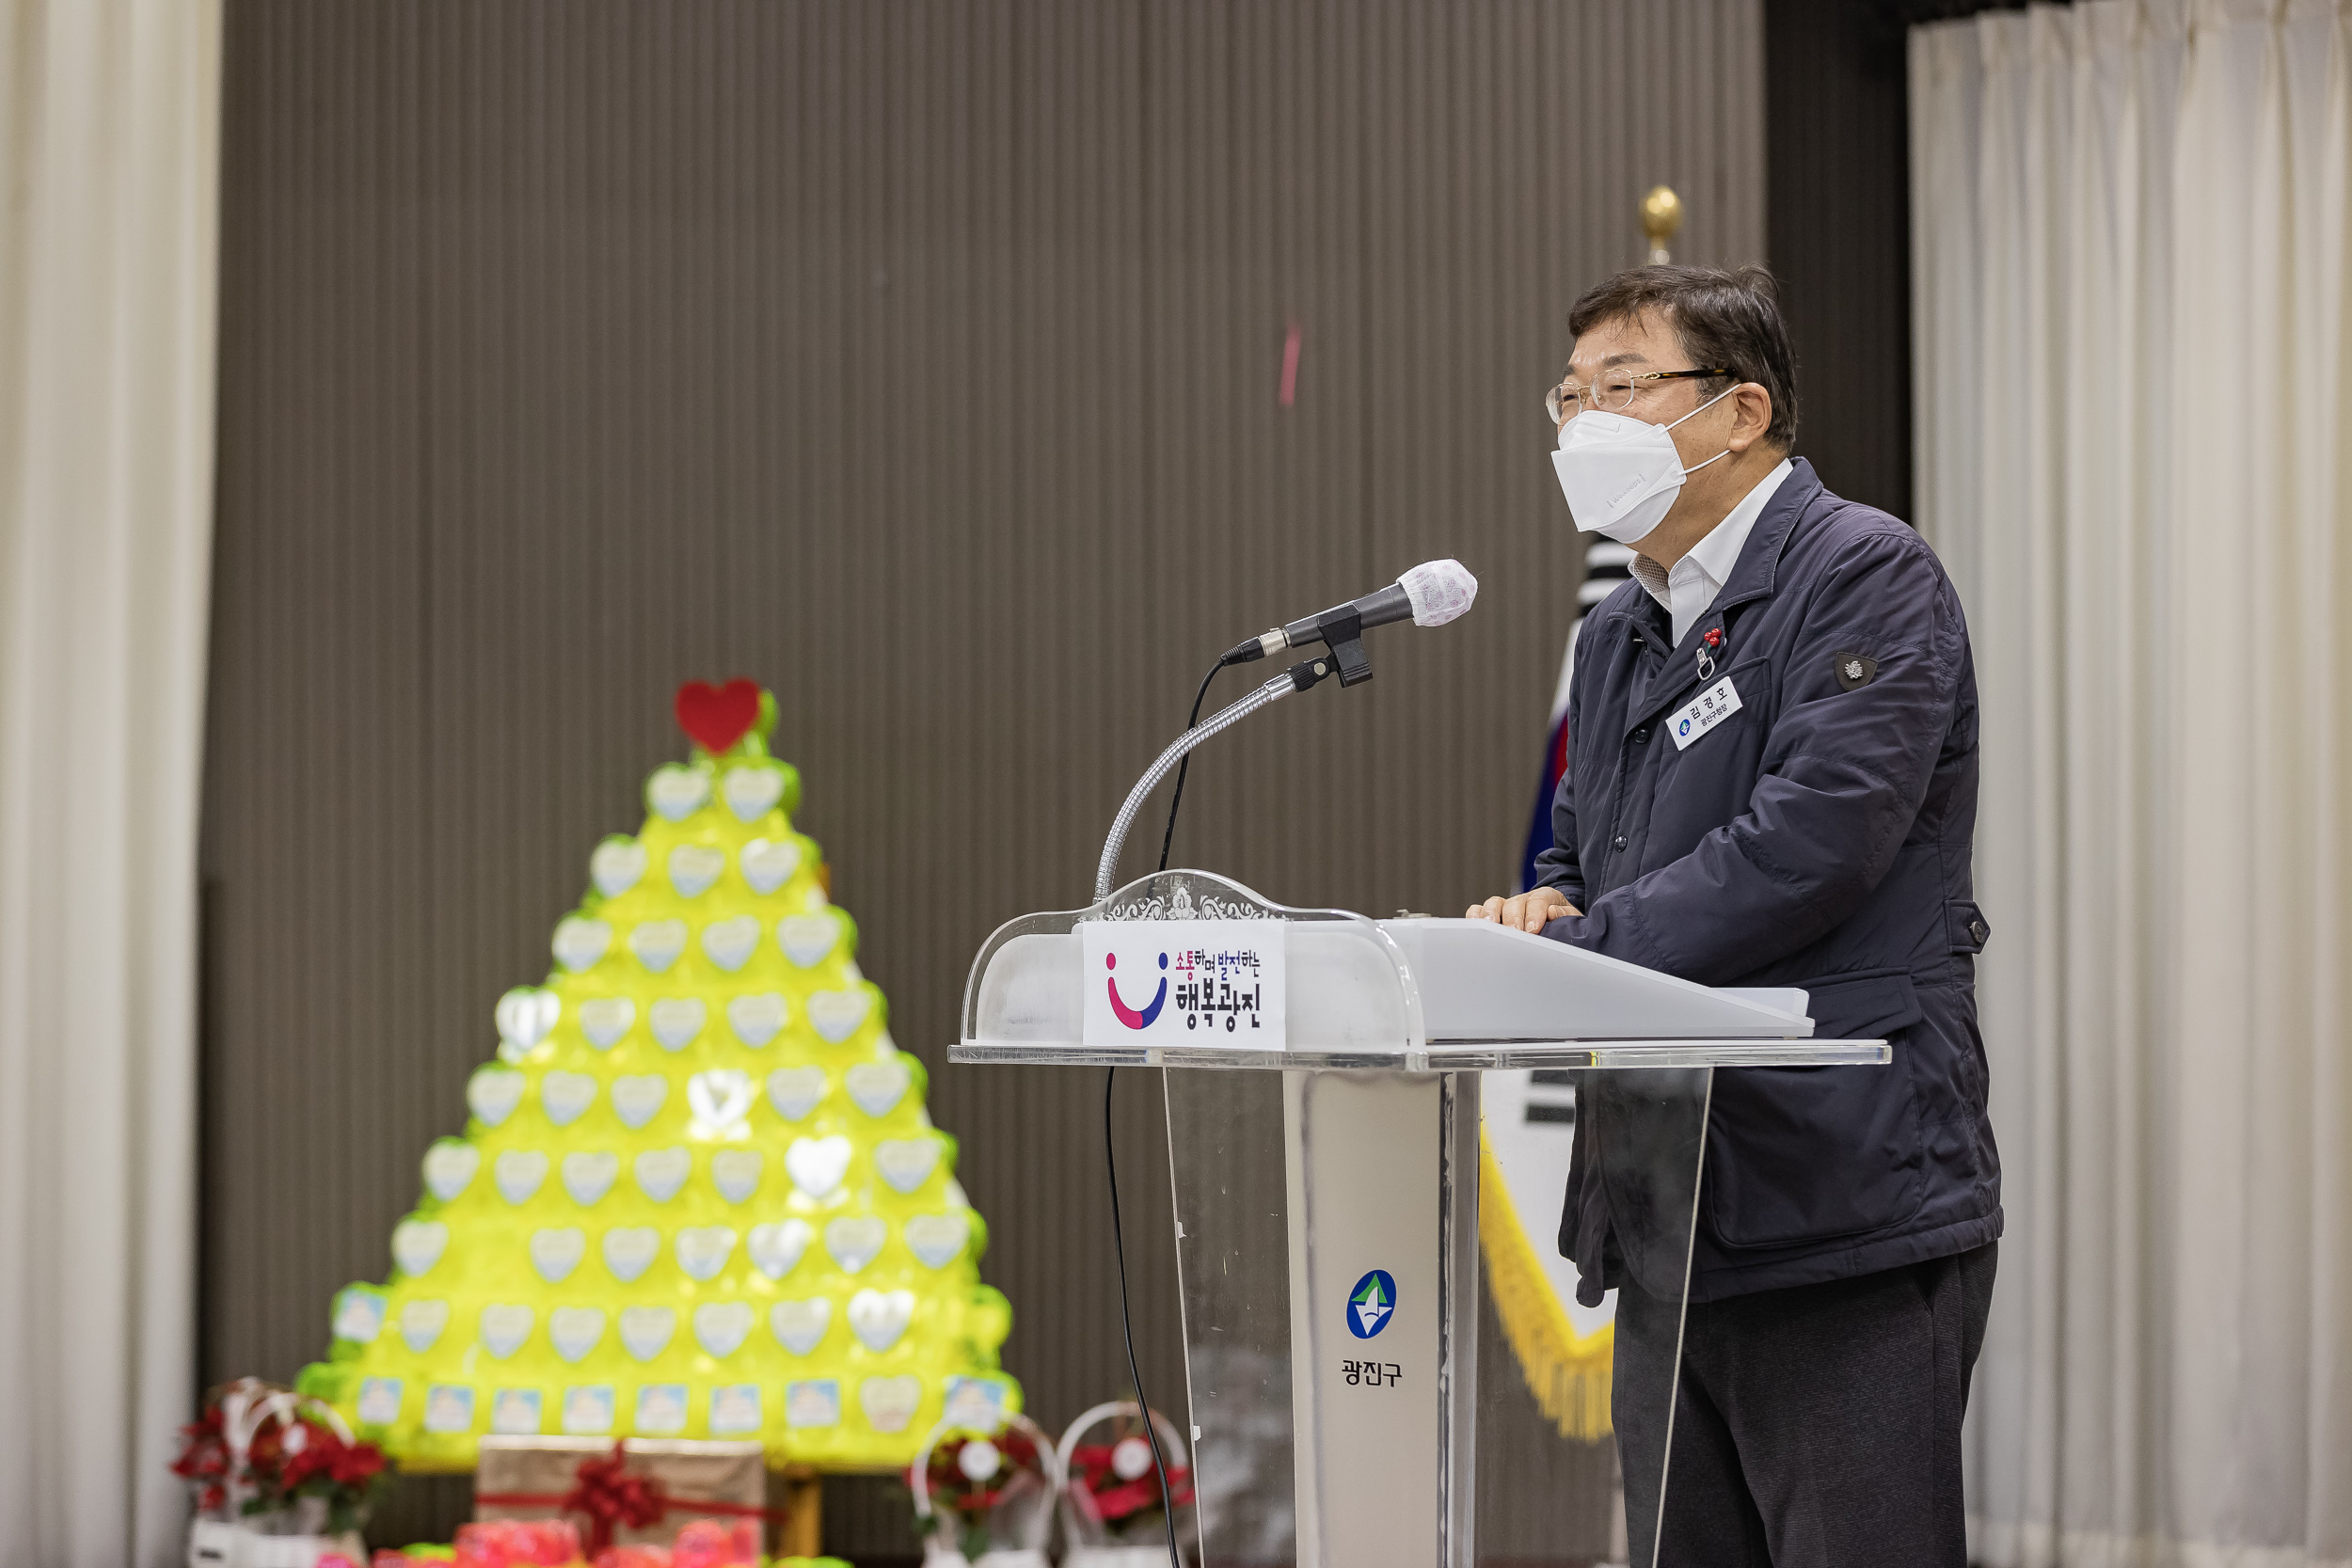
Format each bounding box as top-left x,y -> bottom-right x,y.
1067,1413 -> 1193,1543
171,1380 -> 390,1535
910,1428 -> 1045,1561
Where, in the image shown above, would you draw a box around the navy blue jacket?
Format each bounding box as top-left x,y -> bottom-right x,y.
1538,459 -> 2001,1304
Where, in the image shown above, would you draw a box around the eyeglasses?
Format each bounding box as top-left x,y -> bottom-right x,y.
1545,367 -> 1730,423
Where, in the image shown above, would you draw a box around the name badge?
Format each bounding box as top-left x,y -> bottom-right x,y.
1669,675 -> 1743,751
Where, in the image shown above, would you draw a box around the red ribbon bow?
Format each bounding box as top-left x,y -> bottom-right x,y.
563,1444 -> 669,1550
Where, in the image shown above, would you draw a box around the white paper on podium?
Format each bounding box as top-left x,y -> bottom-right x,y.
1079,918 -> 1288,1050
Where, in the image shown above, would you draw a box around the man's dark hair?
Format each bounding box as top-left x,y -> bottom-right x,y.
1565,264 -> 1799,450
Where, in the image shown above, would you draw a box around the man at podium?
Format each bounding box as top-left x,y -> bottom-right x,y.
1469,265 -> 1999,1567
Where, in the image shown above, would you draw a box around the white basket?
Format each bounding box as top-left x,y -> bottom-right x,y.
185,1520 -> 364,1568
1053,1402 -> 1191,1566
912,1412 -> 1063,1566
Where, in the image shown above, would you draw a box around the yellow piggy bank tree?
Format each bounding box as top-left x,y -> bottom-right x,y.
300,680 -> 1017,1471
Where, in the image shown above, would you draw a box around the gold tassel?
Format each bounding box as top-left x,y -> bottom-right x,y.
1478,1129 -> 1614,1439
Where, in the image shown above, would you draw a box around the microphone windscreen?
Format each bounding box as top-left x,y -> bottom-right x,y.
1399,559 -> 1478,626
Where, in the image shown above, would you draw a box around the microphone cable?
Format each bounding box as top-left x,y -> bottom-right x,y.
1154,659 -> 1226,872
1104,651 -> 1226,1567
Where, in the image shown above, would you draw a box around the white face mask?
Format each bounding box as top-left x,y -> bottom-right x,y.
1549,383 -> 1738,545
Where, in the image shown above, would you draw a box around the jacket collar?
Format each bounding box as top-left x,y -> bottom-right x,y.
1707,453 -> 1819,618
1592,454 -> 1819,641
1596,456 -> 1822,736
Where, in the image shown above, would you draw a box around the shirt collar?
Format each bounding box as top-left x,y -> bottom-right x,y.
1629,457 -> 1794,609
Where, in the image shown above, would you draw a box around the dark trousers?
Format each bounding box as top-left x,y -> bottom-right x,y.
1613,1243 -> 1997,1568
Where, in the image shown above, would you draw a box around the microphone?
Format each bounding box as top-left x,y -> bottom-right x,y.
1220,559 -> 1478,686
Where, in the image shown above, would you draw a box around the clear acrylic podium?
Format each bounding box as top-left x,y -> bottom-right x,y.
950,871 -> 1889,1568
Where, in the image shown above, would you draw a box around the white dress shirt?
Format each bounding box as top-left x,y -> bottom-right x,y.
1629,458 -> 1794,647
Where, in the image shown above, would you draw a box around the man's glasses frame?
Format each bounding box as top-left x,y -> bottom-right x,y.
1546,366 -> 1731,424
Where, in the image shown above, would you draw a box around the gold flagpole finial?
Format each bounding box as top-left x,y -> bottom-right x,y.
1641,185 -> 1684,264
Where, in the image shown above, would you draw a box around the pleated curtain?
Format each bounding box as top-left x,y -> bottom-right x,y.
1911,2 -> 2352,1563
0,3 -> 222,1564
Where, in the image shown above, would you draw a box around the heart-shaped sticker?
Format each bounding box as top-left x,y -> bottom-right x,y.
552,917 -> 612,974
400,1298 -> 451,1354
479,1303 -> 534,1360
628,919 -> 689,974
776,913 -> 840,969
529,1227 -> 586,1283
844,1059 -> 913,1117
646,764 -> 712,823
693,1301 -> 756,1359
649,997 -> 707,1051
618,1304 -> 676,1363
699,915 -> 760,974
590,836 -> 647,898
422,1140 -> 480,1201
722,765 -> 787,823
392,1219 -> 448,1277
494,1148 -> 550,1204
874,1138 -> 941,1195
667,845 -> 726,899
561,1150 -> 619,1207
766,1066 -> 828,1121
825,1215 -> 888,1275
859,1374 -> 924,1434
905,1212 -> 971,1270
675,679 -> 762,754
710,1148 -> 763,1204
689,1069 -> 756,1134
768,1297 -> 831,1355
848,1289 -> 916,1353
739,838 -> 802,895
786,1135 -> 853,1199
807,989 -> 872,1043
748,1219 -> 814,1280
674,1226 -> 738,1282
548,1306 -> 607,1364
539,1071 -> 596,1128
496,987 -> 561,1052
612,1075 -> 668,1130
578,998 -> 635,1049
601,1227 -> 661,1284
468,1068 -> 526,1129
333,1288 -> 387,1344
725,992 -> 787,1048
635,1147 -> 692,1204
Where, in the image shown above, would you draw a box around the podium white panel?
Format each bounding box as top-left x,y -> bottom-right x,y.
957,872 -> 1890,1568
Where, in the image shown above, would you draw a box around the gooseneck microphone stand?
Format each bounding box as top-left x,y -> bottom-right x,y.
1095,653 -> 1336,900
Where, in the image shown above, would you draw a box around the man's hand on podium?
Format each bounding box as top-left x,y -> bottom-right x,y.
1465,885 -> 1580,932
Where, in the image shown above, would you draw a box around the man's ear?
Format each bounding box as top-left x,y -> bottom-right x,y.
1726,383 -> 1774,453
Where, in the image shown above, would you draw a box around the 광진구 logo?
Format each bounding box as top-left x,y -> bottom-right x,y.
1346,1269 -> 1397,1338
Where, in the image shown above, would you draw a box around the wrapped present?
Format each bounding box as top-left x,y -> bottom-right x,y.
473,1438 -> 770,1552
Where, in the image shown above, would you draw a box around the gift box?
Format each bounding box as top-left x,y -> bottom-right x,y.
473,1438 -> 770,1551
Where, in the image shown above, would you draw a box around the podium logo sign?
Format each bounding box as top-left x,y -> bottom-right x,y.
1081,919 -> 1286,1050
1347,1269 -> 1397,1338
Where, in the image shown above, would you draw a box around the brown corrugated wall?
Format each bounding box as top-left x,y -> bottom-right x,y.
203,2 -> 1764,1555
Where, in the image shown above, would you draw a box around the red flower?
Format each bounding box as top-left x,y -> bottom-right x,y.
1068,1432 -> 1194,1529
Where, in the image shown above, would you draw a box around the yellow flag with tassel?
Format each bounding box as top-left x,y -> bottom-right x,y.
1479,1070 -> 1613,1439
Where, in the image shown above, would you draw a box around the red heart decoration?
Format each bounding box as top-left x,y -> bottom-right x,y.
674,679 -> 762,755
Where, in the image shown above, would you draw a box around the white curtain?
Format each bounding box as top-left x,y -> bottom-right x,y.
0,3 -> 221,1564
1912,2 -> 2352,1564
